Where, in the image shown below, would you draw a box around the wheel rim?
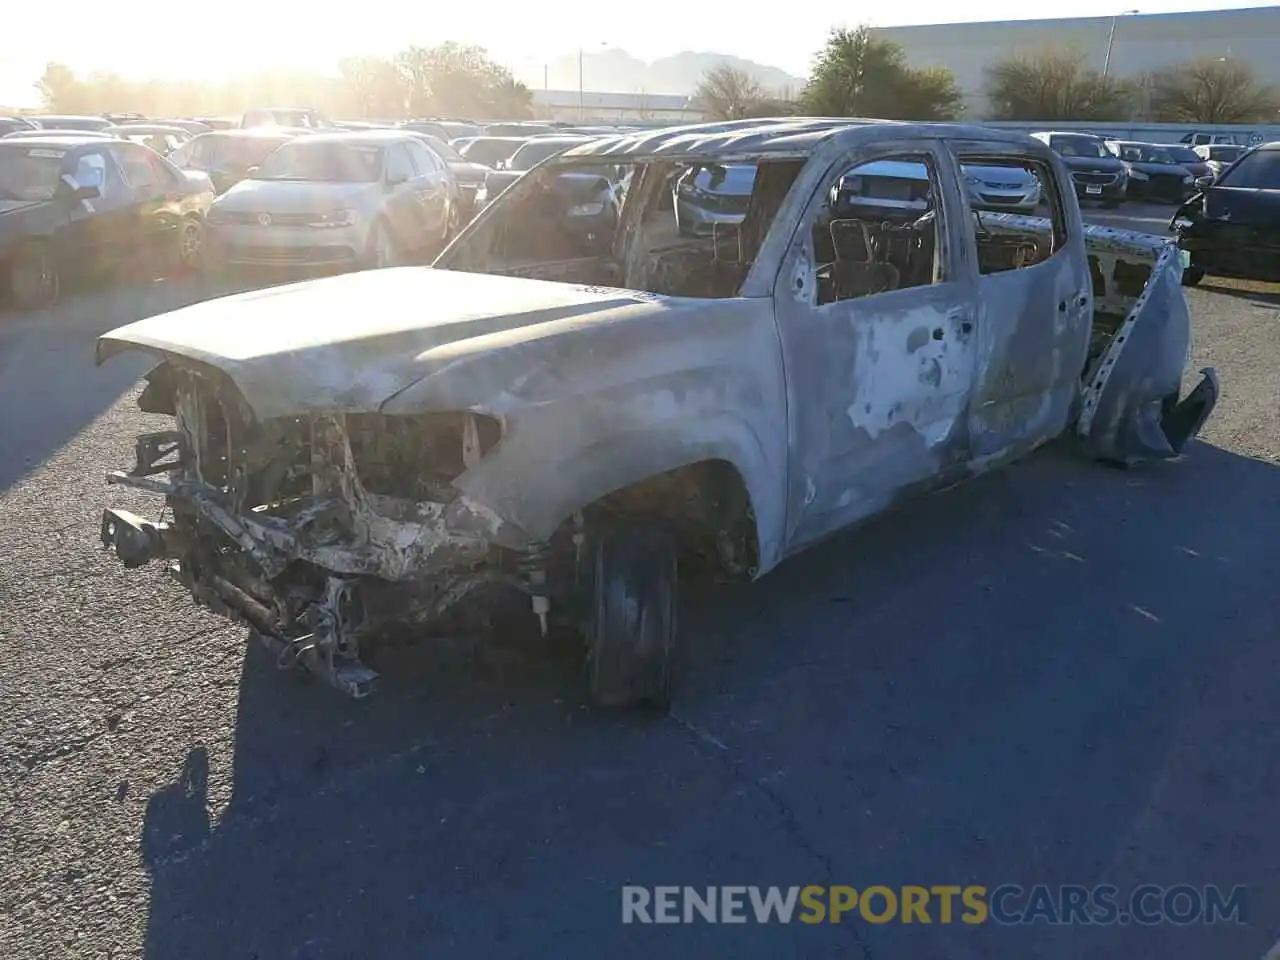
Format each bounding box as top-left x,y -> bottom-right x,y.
181,223 -> 201,266
13,248 -> 54,306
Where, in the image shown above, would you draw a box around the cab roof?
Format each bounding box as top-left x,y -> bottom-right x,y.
559,117 -> 1036,162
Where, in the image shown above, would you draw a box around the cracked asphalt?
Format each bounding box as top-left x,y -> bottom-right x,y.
2,203 -> 1278,959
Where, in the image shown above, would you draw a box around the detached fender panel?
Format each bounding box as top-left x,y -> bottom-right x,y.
1077,243 -> 1219,462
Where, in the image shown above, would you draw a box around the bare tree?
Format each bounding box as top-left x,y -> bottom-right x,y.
1148,57 -> 1280,123
695,64 -> 765,120
984,47 -> 1134,121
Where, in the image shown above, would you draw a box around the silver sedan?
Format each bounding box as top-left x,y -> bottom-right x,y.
204,131 -> 458,271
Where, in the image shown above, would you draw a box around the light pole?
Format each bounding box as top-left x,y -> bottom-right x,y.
1103,9 -> 1140,76
578,42 -> 607,122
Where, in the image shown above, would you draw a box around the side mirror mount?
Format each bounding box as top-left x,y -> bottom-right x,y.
246,165 -> 260,176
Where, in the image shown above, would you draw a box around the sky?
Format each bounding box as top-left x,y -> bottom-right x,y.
1,0 -> 1276,106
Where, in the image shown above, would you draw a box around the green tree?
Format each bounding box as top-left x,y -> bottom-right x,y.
34,62 -> 85,112
1148,57 -> 1280,123
799,27 -> 963,121
983,47 -> 1135,121
339,55 -> 406,118
395,43 -> 531,119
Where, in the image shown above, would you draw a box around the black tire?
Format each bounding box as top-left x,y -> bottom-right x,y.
1182,267 -> 1205,287
586,528 -> 678,711
8,240 -> 60,310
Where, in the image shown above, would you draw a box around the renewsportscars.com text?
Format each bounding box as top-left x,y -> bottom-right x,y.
621,884 -> 1248,925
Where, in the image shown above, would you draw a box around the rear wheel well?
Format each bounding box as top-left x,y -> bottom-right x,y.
577,459 -> 759,582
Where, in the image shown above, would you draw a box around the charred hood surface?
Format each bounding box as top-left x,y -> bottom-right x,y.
95,268 -> 672,418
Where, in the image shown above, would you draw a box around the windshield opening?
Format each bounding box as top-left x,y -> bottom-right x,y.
252,142 -> 383,182
1216,149 -> 1280,189
1166,146 -> 1201,163
0,146 -> 64,201
1049,136 -> 1109,159
442,157 -> 804,301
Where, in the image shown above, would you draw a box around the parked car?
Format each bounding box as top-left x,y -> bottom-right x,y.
479,135 -> 594,204
117,118 -> 211,136
1104,141 -> 1197,203
1173,140 -> 1280,287
401,132 -> 490,219
4,129 -> 118,140
1159,144 -> 1216,189
962,163 -> 1042,213
203,131 -> 457,270
167,128 -> 311,194
240,107 -> 334,130
104,124 -> 193,156
1030,131 -> 1128,207
401,119 -> 480,141
188,116 -> 238,131
1194,143 -> 1246,180
1,135 -> 213,308
453,136 -> 526,169
483,122 -> 557,137
96,119 -> 1217,708
28,115 -> 114,132
674,162 -> 756,235
0,116 -> 40,137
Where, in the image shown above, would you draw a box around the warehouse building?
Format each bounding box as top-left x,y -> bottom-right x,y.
531,90 -> 704,123
871,5 -> 1280,118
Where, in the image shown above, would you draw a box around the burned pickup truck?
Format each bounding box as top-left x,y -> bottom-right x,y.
97,119 -> 1218,709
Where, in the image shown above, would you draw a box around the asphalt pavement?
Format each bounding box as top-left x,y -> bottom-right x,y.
2,203 -> 1278,959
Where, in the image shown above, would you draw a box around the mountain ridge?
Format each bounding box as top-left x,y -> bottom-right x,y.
511,48 -> 806,97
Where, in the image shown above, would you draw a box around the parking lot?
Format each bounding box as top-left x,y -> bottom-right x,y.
1,200 -> 1278,958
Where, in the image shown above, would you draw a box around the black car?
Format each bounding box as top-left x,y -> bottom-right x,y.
1105,141 -> 1198,203
401,132 -> 490,220
1161,144 -> 1216,190
454,136 -> 527,169
479,136 -> 595,204
1173,141 -> 1280,287
167,128 -> 307,194
0,136 -> 213,309
1030,131 -> 1128,207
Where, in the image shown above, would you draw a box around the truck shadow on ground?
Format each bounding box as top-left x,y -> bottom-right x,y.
138,441 -> 1280,959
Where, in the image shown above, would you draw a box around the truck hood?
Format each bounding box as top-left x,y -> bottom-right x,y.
95,267 -> 669,419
